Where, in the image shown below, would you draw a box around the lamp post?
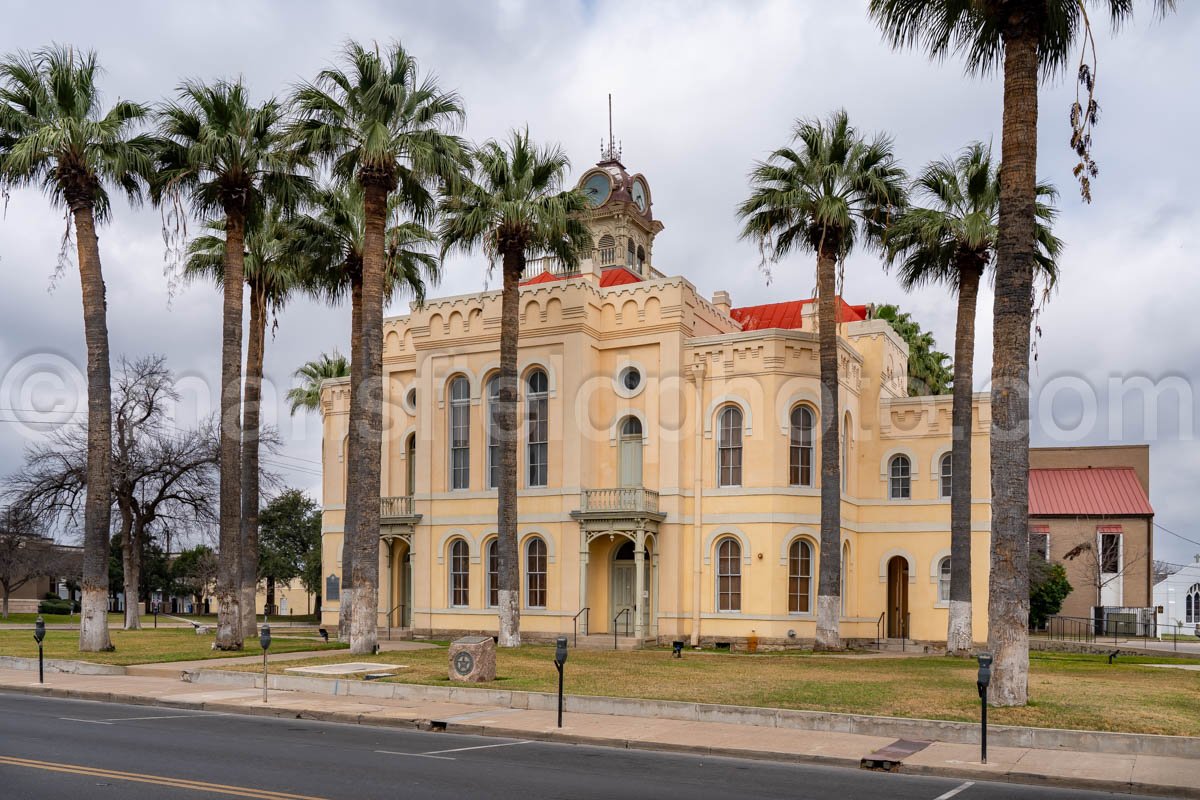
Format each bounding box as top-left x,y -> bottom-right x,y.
259,624 -> 272,703
553,636 -> 568,729
33,616 -> 46,684
976,652 -> 992,765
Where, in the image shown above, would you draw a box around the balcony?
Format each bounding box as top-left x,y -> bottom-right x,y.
380,496 -> 420,525
571,488 -> 665,535
579,488 -> 660,514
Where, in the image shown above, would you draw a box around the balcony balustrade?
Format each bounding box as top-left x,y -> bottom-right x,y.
578,487 -> 660,515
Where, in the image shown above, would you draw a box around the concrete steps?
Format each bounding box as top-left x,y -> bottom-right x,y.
573,634 -> 650,651
871,638 -> 943,655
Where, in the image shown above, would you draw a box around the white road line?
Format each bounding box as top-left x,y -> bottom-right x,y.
933,781 -> 975,800
421,740 -> 531,756
58,717 -> 114,725
100,713 -> 229,722
374,749 -> 456,761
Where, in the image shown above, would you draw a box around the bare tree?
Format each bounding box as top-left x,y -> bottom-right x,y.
1063,537 -> 1151,612
8,356 -> 219,630
0,505 -> 76,618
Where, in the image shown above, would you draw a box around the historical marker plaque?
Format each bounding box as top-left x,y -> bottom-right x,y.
448,635 -> 496,683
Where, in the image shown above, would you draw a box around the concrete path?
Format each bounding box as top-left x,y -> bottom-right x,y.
0,665 -> 1196,797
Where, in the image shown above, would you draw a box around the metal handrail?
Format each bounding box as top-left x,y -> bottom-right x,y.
572,607 -> 590,647
875,611 -> 885,650
385,603 -> 406,639
613,608 -> 631,650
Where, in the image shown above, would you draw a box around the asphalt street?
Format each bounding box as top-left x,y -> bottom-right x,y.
0,692 -> 1160,799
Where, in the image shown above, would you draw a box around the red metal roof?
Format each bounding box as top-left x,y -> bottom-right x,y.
729,298 -> 868,331
521,267 -> 643,288
1028,467 -> 1153,517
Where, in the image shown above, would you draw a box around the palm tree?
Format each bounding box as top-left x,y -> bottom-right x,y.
738,110 -> 906,651
185,205 -> 306,640
874,304 -> 953,395
290,41 -> 466,655
867,0 -> 1173,705
155,79 -> 312,650
440,129 -> 592,647
294,182 -> 439,640
884,142 -> 1062,656
288,352 -> 350,415
0,46 -> 156,651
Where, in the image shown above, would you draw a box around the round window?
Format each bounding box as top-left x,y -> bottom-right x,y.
620,366 -> 641,392
406,387 -> 417,410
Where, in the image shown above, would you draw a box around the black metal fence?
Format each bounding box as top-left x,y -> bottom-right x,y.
1036,611 -> 1199,652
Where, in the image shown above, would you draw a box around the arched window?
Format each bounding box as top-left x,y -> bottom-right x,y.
626,238 -> 636,267
788,405 -> 814,487
448,376 -> 470,490
940,453 -> 953,499
526,369 -> 549,487
484,539 -> 499,608
449,539 -> 469,607
526,537 -> 547,608
405,433 -> 416,496
716,537 -> 741,611
841,413 -> 851,492
619,416 -> 643,487
938,557 -> 952,603
485,375 -> 501,490
1188,584 -> 1200,624
636,245 -> 646,272
598,234 -> 615,265
717,406 -> 743,487
889,455 -> 911,500
788,539 -> 813,614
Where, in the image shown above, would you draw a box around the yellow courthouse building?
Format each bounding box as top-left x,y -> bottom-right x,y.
318,151 -> 992,647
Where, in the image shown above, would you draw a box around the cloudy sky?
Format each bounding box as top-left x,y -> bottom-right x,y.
1,1 -> 1197,565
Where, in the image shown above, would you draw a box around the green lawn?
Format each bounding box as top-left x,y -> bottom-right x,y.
240,645 -> 1200,737
0,628 -> 345,666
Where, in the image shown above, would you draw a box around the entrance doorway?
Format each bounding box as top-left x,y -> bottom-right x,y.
611,541 -> 636,634
887,556 -> 909,638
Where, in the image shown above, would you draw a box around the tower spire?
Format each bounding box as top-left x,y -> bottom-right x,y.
602,93 -> 621,162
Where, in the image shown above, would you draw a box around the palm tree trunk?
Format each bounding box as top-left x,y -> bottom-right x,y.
215,210 -> 246,650
240,281 -> 267,640
73,204 -> 113,652
988,30 -> 1039,707
497,248 -> 523,648
814,244 -> 842,651
348,183 -> 386,655
947,261 -> 982,655
119,506 -> 140,630
339,272 -> 362,642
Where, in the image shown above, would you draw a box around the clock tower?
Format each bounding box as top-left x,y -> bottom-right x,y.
575,111 -> 664,277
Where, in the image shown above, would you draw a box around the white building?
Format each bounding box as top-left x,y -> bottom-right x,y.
1154,560 -> 1200,637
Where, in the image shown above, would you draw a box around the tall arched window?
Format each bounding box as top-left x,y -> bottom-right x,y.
598,234 -> 615,265
716,537 -> 741,611
940,453 -> 953,499
789,405 -> 814,487
449,539 -> 469,607
405,433 -> 416,496
448,376 -> 470,490
938,557 -> 952,603
485,375 -> 500,490
526,369 -> 549,487
788,539 -> 813,614
526,537 -> 547,608
889,455 -> 911,500
626,238 -> 636,267
841,413 -> 851,492
1188,583 -> 1200,624
717,406 -> 743,487
636,245 -> 646,272
485,539 -> 499,608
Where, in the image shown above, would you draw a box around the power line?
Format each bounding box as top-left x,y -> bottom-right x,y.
1154,521 -> 1200,550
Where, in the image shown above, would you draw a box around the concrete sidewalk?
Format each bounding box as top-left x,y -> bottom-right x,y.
0,665 -> 1195,798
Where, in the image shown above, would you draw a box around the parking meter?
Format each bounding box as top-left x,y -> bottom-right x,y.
260,624 -> 272,703
976,652 -> 992,697
554,636 -> 568,728
976,652 -> 993,763
34,615 -> 46,684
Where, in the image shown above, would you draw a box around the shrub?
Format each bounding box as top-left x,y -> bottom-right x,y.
37,598 -> 73,615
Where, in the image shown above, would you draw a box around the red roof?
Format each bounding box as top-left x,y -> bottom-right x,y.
729,298 -> 868,331
1028,467 -> 1153,517
521,267 -> 642,288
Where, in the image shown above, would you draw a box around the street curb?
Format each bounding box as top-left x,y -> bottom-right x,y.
187,667 -> 1200,759
1,681 -> 1194,799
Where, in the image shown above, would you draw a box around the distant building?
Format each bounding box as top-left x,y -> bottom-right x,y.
1155,561 -> 1200,637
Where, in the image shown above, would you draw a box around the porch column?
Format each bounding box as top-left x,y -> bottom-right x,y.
634,526 -> 646,640
578,524 -> 589,636
651,548 -> 660,638
386,539 -> 394,628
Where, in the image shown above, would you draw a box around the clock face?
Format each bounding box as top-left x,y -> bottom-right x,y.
631,179 -> 648,213
582,172 -> 611,207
